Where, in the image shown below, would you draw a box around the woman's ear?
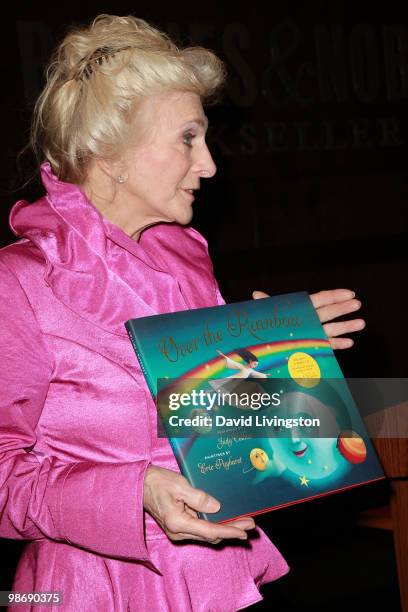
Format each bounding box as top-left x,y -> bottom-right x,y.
81,158 -> 125,205
96,158 -> 127,183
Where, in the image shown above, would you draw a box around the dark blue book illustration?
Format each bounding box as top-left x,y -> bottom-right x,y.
126,292 -> 384,522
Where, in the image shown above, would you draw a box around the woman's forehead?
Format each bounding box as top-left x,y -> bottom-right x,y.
140,91 -> 207,129
122,91 -> 207,153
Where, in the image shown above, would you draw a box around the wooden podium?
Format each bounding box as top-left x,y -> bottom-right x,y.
360,402 -> 408,611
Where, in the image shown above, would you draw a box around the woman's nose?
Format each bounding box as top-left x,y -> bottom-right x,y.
194,144 -> 217,178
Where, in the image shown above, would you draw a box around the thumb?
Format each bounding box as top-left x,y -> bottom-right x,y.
181,486 -> 221,514
252,290 -> 269,300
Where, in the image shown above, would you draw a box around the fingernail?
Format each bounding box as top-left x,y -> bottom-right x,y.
204,497 -> 221,512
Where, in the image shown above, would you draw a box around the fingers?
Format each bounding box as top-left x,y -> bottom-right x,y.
315,298 -> 362,324
252,290 -> 269,299
252,289 -> 365,352
165,512 -> 253,543
255,289 -> 361,319
227,517 -> 256,531
144,466 -> 256,545
329,337 -> 354,350
180,484 -> 221,515
165,483 -> 255,542
309,289 -> 355,309
255,289 -> 359,311
161,477 -> 253,541
184,505 -> 198,519
323,319 -> 366,339
171,531 -> 223,544
310,291 -> 366,350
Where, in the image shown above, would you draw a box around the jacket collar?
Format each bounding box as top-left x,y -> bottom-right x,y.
9,163 -> 217,336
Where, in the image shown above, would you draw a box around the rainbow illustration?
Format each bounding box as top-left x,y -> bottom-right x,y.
157,338 -> 332,415
179,338 -> 329,380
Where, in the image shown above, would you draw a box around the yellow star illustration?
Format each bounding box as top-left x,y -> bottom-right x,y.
299,475 -> 310,486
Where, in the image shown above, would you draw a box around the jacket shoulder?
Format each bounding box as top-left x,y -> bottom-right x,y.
0,239 -> 46,276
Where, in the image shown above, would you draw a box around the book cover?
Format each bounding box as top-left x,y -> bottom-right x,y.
125,291 -> 384,522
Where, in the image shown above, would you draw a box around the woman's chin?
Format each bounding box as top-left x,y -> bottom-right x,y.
173,206 -> 194,226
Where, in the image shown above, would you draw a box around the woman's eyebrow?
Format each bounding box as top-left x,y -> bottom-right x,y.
179,117 -> 209,130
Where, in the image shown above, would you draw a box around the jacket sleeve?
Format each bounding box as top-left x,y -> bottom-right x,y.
0,260 -> 150,561
215,284 -> 226,306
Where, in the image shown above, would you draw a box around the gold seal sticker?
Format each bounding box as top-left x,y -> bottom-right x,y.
288,352 -> 321,388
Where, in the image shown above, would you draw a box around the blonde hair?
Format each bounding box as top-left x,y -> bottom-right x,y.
31,14 -> 226,183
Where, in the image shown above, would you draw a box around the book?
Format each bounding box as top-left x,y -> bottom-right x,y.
125,291 -> 384,522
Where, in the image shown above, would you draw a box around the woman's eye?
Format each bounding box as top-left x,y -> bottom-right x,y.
183,132 -> 195,147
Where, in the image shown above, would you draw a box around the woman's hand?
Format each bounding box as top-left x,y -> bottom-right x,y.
143,465 -> 255,544
252,289 -> 365,350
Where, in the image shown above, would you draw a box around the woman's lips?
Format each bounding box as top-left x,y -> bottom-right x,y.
180,188 -> 195,201
293,445 -> 308,457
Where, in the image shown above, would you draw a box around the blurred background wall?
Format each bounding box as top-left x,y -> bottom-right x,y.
0,2 -> 406,610
1,2 -> 407,378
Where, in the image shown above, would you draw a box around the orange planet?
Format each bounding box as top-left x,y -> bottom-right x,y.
337,431 -> 367,464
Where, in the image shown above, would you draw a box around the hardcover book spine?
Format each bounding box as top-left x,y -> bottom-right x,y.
125,321 -> 157,399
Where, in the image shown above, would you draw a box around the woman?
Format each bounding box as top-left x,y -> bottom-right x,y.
0,14 -> 365,611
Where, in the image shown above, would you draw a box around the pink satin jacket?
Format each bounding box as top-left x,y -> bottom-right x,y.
0,164 -> 288,611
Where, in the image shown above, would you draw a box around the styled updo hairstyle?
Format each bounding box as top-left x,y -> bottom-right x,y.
31,14 -> 226,183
